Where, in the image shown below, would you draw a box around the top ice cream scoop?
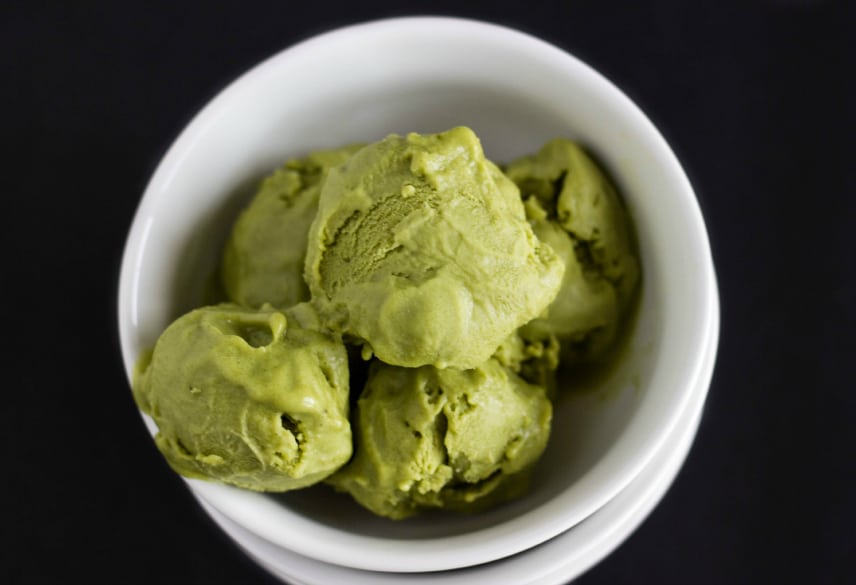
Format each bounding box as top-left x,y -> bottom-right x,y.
304,127 -> 564,369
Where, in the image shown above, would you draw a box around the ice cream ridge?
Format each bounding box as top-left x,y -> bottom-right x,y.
133,126 -> 640,519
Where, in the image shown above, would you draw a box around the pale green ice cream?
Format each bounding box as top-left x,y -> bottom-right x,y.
132,303 -> 351,492
132,129 -> 641,518
327,358 -> 552,519
505,138 -> 640,364
304,127 -> 565,369
222,145 -> 363,309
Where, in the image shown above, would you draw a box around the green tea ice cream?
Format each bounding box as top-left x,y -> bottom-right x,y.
304,127 -> 564,369
132,128 -> 641,519
133,303 -> 351,492
327,358 -> 552,519
222,145 -> 363,309
505,138 -> 640,363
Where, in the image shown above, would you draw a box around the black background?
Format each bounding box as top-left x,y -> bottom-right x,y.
4,1 -> 855,583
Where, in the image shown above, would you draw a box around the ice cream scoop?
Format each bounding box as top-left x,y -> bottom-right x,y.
222,145 -> 363,309
327,358 -> 552,519
304,127 -> 565,369
132,303 -> 351,492
505,138 -> 640,364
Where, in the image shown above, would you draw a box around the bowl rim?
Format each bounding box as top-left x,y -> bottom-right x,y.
118,15 -> 720,573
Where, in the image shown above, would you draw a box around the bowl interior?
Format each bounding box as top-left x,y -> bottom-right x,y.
119,17 -> 716,573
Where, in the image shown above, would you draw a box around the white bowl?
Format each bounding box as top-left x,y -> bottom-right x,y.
118,16 -> 718,574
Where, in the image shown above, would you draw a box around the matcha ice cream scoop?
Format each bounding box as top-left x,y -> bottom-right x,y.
304,127 -> 564,369
133,303 -> 351,492
506,138 -> 640,364
327,358 -> 552,519
222,145 -> 363,309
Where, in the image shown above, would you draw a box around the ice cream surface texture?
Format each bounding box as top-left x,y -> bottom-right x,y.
133,303 -> 351,492
132,127 -> 640,517
304,127 -> 565,369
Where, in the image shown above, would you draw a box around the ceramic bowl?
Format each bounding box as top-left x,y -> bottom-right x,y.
118,16 -> 718,573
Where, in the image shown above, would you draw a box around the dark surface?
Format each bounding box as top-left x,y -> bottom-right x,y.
4,1 -> 854,583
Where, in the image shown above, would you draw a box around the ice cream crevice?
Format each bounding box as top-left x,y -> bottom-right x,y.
279,413 -> 300,436
571,238 -> 598,275
550,171 -> 568,210
423,381 -> 443,405
174,437 -> 193,457
435,410 -> 451,468
276,413 -> 305,466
